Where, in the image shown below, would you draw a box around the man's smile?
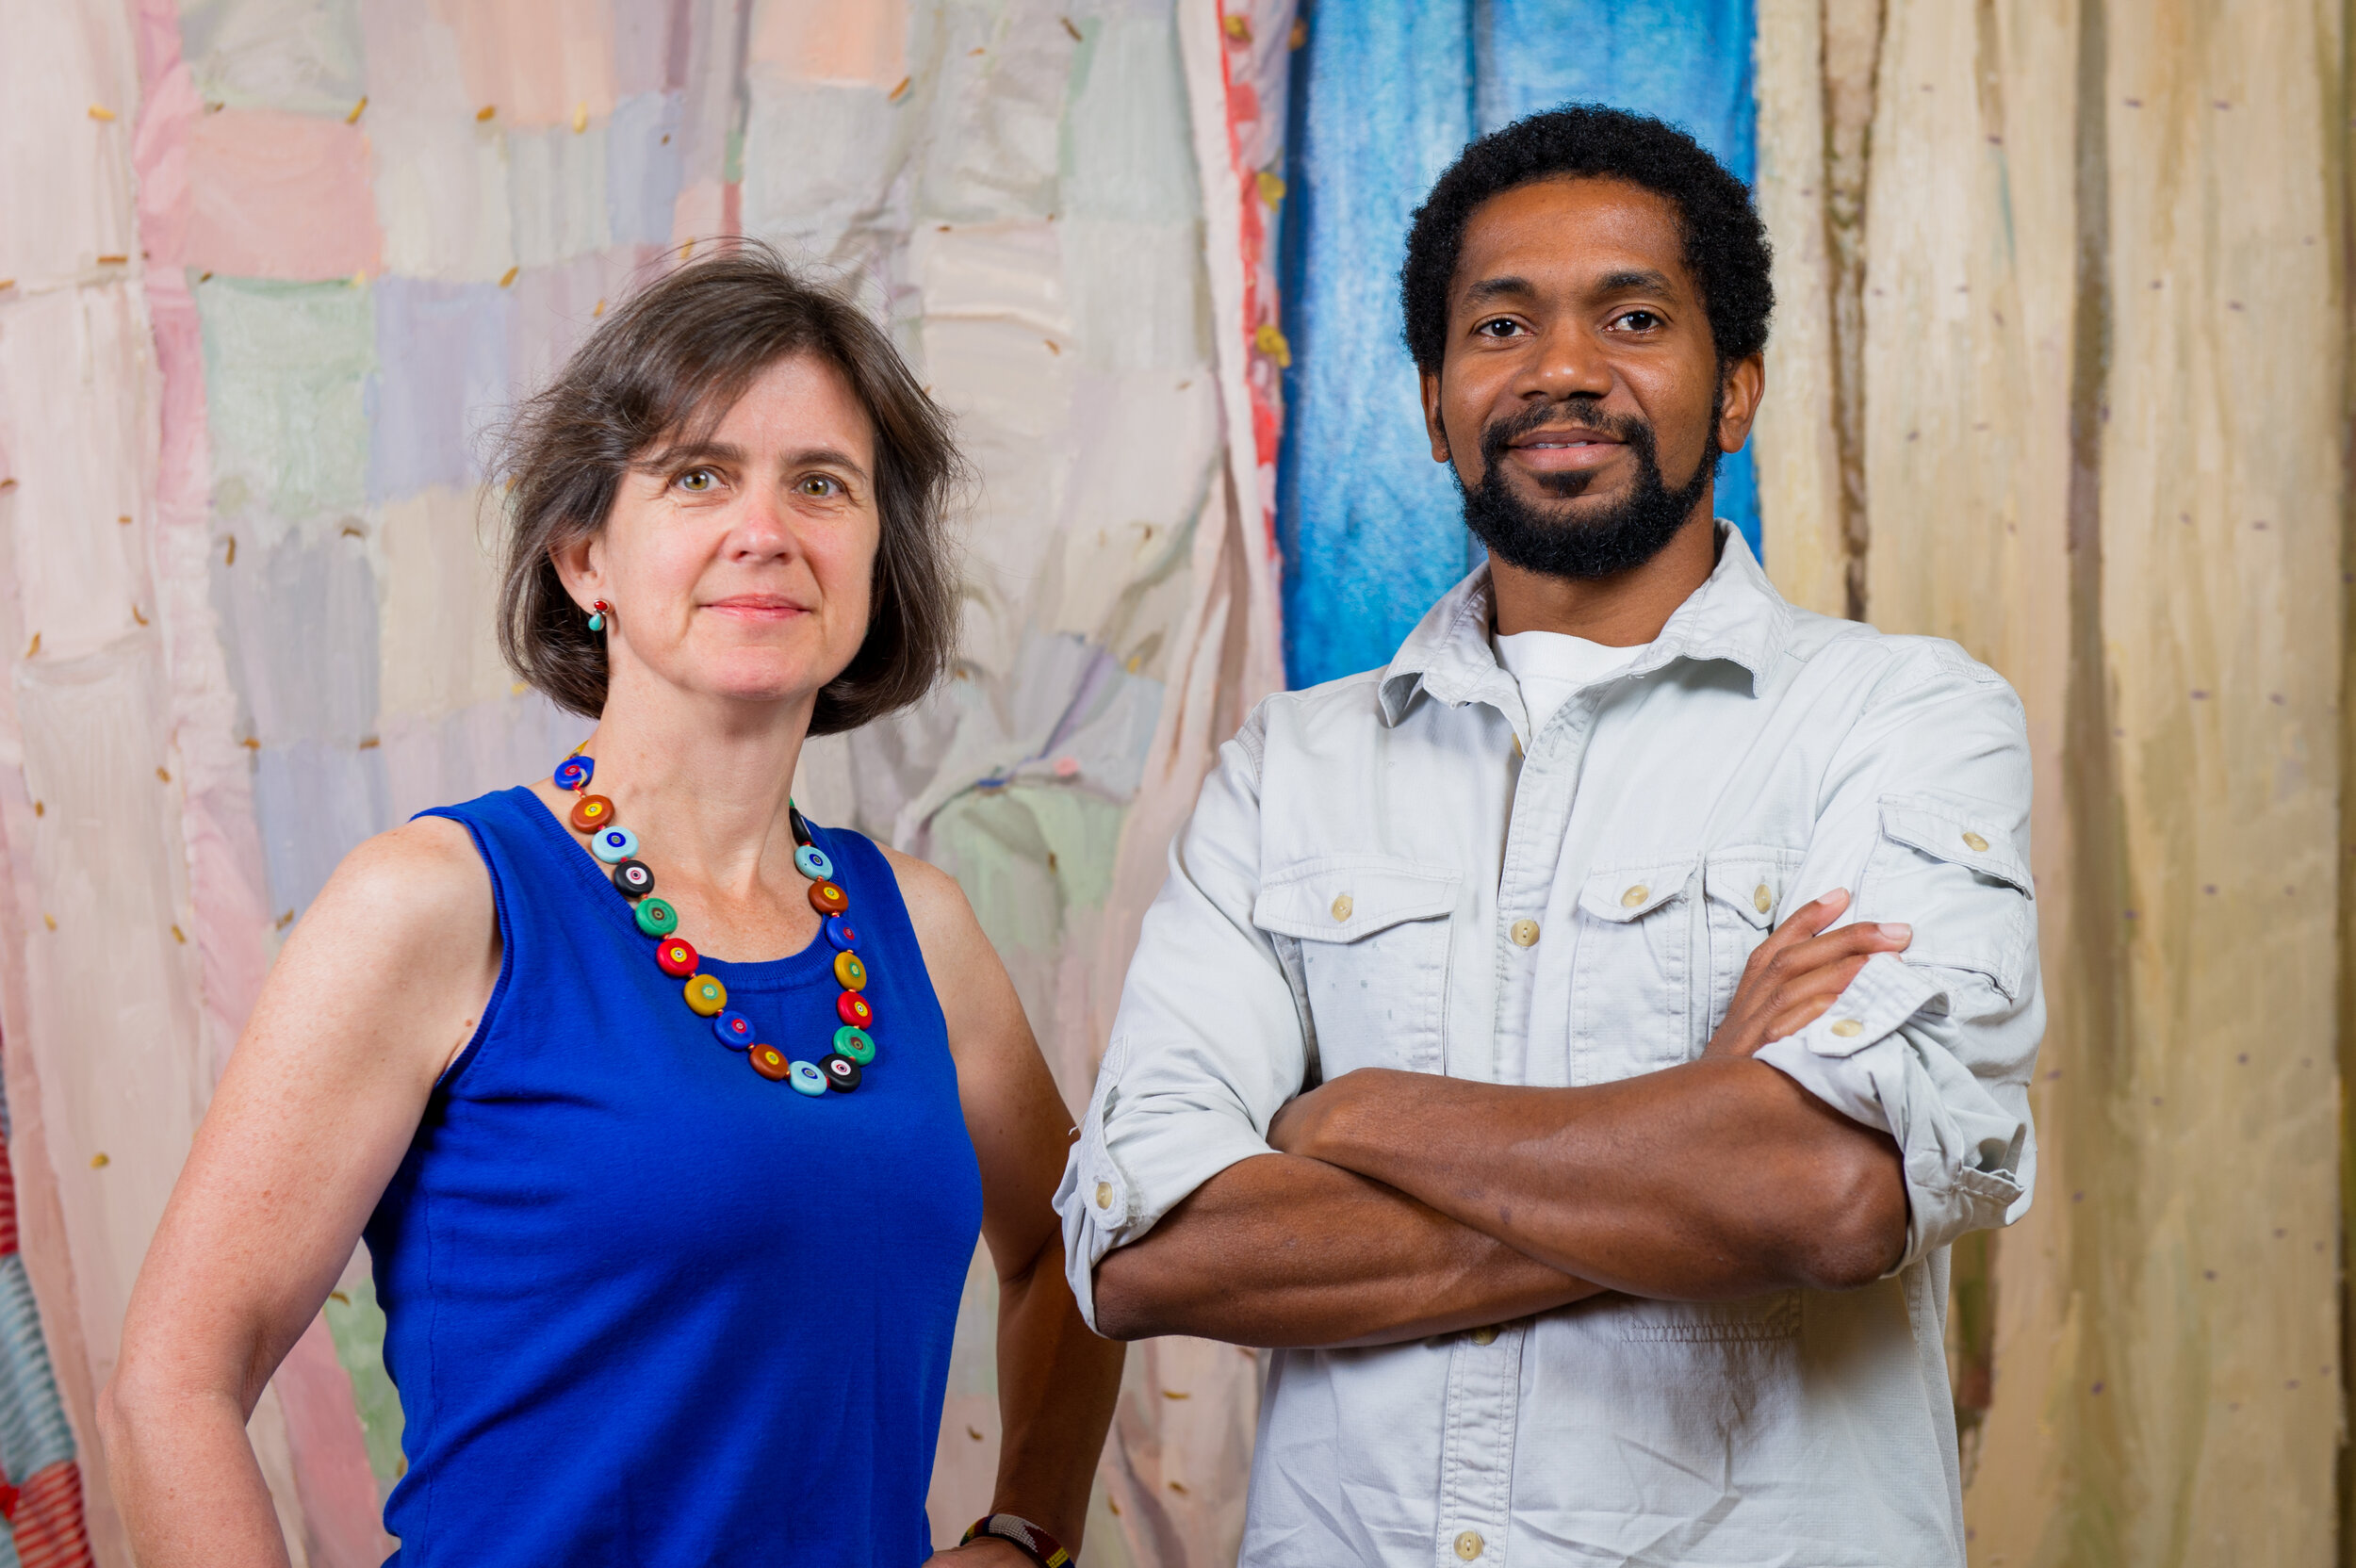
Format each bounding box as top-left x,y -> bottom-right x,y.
1506,426 -> 1626,473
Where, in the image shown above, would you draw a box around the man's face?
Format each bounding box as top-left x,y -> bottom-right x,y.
1421,176 -> 1763,580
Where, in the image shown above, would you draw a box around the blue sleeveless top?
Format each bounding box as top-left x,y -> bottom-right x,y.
366,787 -> 983,1566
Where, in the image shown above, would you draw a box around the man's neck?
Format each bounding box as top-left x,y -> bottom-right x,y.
1488,507 -> 1720,646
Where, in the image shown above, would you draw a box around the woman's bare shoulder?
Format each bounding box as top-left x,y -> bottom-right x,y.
269,817 -> 499,1019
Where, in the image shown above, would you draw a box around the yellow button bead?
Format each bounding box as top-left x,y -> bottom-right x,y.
833,950 -> 868,991
683,973 -> 728,1017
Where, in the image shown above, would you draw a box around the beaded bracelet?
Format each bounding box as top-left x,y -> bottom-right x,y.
961,1514 -> 1072,1567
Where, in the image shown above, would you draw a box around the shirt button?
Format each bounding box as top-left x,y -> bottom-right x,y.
1454,1530 -> 1485,1560
1095,1181 -> 1114,1209
1831,1018 -> 1864,1037
1470,1325 -> 1498,1346
1509,919 -> 1540,947
1962,830 -> 1989,852
1331,893 -> 1354,922
1753,884 -> 1772,914
1621,883 -> 1650,907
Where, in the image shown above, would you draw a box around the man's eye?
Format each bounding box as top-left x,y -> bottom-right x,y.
1475,318 -> 1522,338
677,467 -> 719,493
1612,310 -> 1662,332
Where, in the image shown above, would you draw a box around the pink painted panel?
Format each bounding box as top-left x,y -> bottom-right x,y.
186,109 -> 384,281
430,0 -> 619,129
276,1318 -> 395,1567
748,0 -> 906,87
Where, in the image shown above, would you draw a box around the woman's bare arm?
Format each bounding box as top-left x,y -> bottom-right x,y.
101,819 -> 499,1568
890,852 -> 1123,1565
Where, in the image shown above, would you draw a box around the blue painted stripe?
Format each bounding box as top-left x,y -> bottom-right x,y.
1278,0 -> 1761,689
1277,0 -> 1478,690
0,1257 -> 77,1482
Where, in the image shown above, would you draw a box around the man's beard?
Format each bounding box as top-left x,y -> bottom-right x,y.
1457,397 -> 1719,580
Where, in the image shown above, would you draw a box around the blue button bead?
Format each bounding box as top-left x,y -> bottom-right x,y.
554,756 -> 595,792
788,1061 -> 827,1097
823,915 -> 859,952
712,1010 -> 754,1050
591,825 -> 640,864
794,844 -> 833,881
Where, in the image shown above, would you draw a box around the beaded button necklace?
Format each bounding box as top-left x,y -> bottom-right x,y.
555,750 -> 876,1098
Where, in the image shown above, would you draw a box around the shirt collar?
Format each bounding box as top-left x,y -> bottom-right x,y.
1376,524 -> 1794,727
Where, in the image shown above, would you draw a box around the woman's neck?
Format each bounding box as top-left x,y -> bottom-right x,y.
574,679 -> 818,903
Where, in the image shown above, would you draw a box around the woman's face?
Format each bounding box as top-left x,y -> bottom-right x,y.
560,352 -> 881,716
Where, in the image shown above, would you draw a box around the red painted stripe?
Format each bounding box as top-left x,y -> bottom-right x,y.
0,1110 -> 20,1259
11,1462 -> 94,1568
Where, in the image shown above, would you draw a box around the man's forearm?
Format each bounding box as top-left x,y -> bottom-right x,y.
1090,1151 -> 1601,1348
1283,1059 -> 1906,1298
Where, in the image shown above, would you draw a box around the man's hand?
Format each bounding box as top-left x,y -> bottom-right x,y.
1705,889 -> 1910,1058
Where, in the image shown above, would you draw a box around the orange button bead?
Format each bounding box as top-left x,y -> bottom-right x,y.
808,879 -> 849,915
656,937 -> 697,977
568,793 -> 614,832
749,1044 -> 791,1081
833,951 -> 867,991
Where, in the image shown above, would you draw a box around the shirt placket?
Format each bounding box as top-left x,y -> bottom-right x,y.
1429,695 -> 1594,1568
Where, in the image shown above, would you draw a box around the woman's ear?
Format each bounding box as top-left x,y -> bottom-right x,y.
548,529 -> 602,611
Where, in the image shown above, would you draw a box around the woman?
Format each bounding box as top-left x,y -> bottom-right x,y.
102,244 -> 1123,1566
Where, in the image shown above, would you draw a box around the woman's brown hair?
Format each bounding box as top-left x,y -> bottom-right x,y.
492,240 -> 963,734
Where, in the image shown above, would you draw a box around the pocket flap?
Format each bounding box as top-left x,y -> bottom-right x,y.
1578,859 -> 1696,923
1253,855 -> 1461,942
1878,795 -> 2032,896
1703,854 -> 1792,930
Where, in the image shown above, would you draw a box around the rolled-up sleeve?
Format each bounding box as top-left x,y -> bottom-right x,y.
1752,649 -> 2043,1270
1055,707 -> 1311,1331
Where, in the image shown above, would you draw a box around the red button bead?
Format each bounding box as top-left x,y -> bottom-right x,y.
837,990 -> 873,1028
657,938 -> 698,977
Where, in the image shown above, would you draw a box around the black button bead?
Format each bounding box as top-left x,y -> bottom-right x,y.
819,1053 -> 861,1093
612,858 -> 655,898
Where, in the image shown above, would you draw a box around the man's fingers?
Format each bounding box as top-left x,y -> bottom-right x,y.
1773,920 -> 1911,979
1775,889 -> 1851,944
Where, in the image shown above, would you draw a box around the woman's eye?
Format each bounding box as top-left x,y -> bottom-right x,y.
798,476 -> 842,498
677,467 -> 719,493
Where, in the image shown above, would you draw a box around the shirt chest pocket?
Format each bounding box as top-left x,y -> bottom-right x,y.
1571,858 -> 1698,1081
1701,849 -> 1804,1037
1253,855 -> 1461,1079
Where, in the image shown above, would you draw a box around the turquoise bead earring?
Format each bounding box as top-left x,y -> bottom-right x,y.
588,598 -> 611,632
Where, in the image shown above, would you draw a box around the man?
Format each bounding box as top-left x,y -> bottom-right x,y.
1055,106 -> 2038,1566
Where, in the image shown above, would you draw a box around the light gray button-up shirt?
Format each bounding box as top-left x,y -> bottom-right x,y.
1057,530 -> 2040,1568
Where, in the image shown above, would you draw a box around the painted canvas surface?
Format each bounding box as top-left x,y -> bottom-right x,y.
1,0 -> 2351,1564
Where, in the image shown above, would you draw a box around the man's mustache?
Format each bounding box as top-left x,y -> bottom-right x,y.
1478,400 -> 1658,467
1478,400 -> 1659,498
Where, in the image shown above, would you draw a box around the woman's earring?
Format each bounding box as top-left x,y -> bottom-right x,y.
588,599 -> 611,632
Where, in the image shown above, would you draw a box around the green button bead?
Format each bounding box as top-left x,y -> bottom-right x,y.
634,896 -> 679,937
833,1025 -> 875,1065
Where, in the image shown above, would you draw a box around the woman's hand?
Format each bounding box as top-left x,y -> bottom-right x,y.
1705,889 -> 1911,1058
921,1537 -> 1043,1568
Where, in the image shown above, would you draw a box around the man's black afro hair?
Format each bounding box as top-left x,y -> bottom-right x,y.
1400,104 -> 1774,376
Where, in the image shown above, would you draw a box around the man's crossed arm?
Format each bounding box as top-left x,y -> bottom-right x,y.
1091,891 -> 1911,1348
